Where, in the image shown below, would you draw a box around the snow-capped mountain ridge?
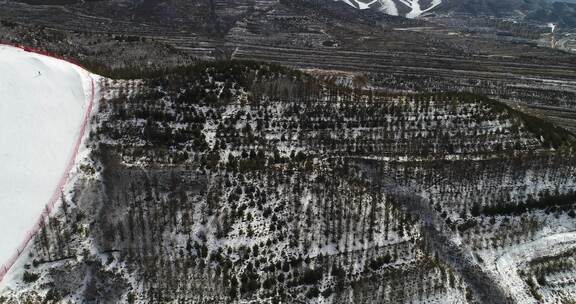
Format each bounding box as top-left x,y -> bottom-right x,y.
339,0 -> 443,18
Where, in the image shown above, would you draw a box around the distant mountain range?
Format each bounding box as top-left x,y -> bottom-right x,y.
335,0 -> 576,26
8,0 -> 576,27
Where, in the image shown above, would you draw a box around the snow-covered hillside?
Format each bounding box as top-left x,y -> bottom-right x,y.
0,45 -> 95,281
339,0 -> 442,18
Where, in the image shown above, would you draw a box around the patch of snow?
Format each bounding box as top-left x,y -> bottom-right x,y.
0,45 -> 95,283
338,0 -> 441,18
377,0 -> 399,16
398,0 -> 442,18
340,0 -> 379,10
479,231 -> 576,303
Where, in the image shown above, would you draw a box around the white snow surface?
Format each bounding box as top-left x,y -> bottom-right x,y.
491,232 -> 576,303
339,0 -> 442,18
0,45 -> 93,272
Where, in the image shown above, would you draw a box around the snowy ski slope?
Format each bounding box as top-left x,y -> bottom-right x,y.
340,0 -> 442,18
0,45 -> 95,278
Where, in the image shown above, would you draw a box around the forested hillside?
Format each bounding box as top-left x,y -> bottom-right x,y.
2,61 -> 576,303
